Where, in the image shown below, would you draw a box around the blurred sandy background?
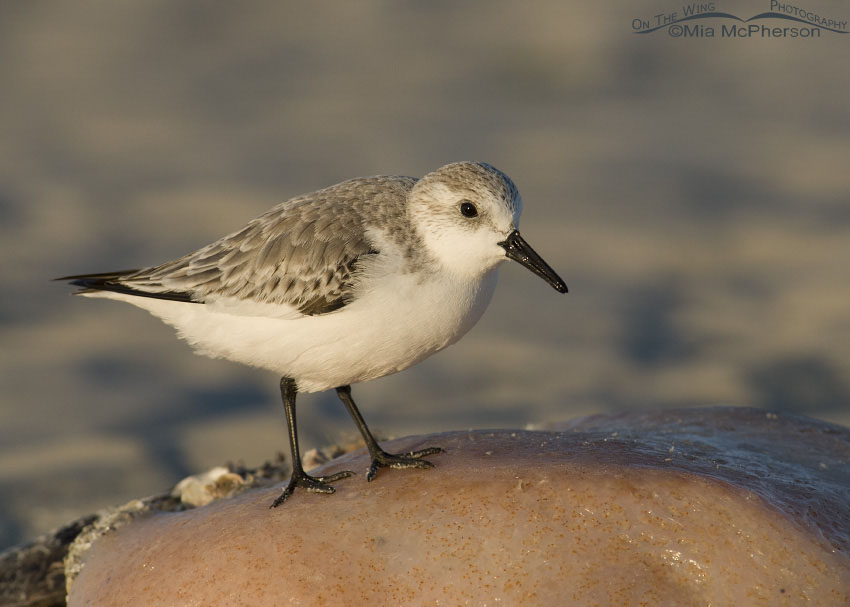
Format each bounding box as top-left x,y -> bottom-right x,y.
1,1 -> 848,549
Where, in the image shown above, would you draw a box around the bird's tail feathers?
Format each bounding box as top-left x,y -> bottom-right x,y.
55,270 -> 198,303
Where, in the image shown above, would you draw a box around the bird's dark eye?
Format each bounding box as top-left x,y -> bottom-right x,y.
459,201 -> 478,218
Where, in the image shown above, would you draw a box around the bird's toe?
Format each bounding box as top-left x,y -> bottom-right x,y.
270,469 -> 354,507
364,446 -> 444,482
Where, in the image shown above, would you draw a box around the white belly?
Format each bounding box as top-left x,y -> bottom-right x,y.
90,269 -> 500,392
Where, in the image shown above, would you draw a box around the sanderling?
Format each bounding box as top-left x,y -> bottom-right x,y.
59,161 -> 567,506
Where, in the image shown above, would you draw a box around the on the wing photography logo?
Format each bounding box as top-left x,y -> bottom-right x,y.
632,1 -> 848,38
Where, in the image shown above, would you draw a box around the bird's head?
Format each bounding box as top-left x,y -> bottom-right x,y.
408,161 -> 566,293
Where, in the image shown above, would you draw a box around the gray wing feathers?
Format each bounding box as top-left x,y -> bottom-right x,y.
116,176 -> 416,314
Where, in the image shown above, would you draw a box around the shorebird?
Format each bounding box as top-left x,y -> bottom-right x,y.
59,161 -> 567,506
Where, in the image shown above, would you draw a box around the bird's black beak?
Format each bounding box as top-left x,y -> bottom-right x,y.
498,230 -> 567,293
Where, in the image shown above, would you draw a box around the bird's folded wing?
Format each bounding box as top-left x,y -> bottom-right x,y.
61,177 -> 418,315
127,203 -> 373,314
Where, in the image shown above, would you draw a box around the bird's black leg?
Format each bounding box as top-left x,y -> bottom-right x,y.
335,385 -> 443,482
270,377 -> 354,508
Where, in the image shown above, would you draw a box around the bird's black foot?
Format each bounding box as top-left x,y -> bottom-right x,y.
270,469 -> 354,508
365,446 -> 444,482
